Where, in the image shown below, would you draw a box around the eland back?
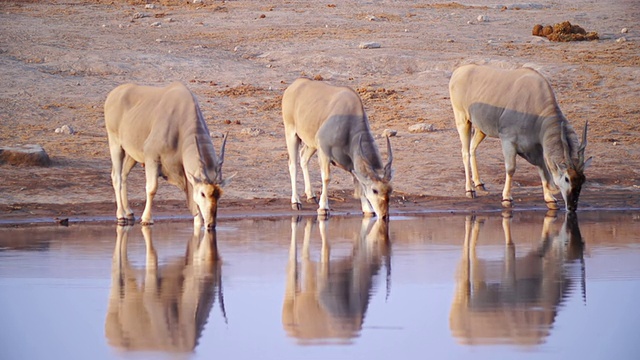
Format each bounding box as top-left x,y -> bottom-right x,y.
449,64 -> 590,211
282,78 -> 393,219
105,82 -> 230,229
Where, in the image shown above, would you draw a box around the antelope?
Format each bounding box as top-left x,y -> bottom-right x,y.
282,78 -> 393,219
449,64 -> 591,211
105,82 -> 231,229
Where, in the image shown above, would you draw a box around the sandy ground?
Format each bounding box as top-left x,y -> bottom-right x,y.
0,0 -> 639,226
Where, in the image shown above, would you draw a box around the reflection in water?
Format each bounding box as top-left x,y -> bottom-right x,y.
282,217 -> 391,344
105,226 -> 225,353
450,212 -> 585,346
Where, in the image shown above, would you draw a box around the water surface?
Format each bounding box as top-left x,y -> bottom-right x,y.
1,211 -> 639,360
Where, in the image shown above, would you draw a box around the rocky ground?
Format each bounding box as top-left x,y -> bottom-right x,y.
0,0 -> 638,226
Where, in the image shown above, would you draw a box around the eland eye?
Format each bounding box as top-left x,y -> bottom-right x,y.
564,177 -> 569,183
201,192 -> 206,198
372,189 -> 379,195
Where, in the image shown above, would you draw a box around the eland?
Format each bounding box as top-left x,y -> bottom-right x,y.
282,78 -> 393,219
105,82 -> 230,229
449,64 -> 590,211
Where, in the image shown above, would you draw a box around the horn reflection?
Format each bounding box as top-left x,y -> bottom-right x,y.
450,212 -> 585,346
282,217 -> 391,344
105,225 -> 225,353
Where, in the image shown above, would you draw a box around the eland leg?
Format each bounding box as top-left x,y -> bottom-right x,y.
501,141 -> 517,208
299,144 -> 318,204
316,151 -> 332,218
469,129 -> 487,192
108,141 -> 129,224
537,166 -> 559,210
454,111 -> 475,198
285,131 -> 302,210
120,154 -> 137,223
140,159 -> 160,225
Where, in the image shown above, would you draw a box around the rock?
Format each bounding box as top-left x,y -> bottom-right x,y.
409,123 -> 435,133
193,0 -> 203,4
55,124 -> 75,134
616,37 -> 627,43
240,127 -> 264,137
132,12 -> 149,19
477,14 -> 487,22
0,144 -> 51,166
210,131 -> 225,138
382,129 -> 397,137
144,4 -> 156,9
359,42 -> 381,49
150,22 -> 161,27
621,28 -> 628,34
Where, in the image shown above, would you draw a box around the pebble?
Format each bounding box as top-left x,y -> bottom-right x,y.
209,131 -> 225,138
383,129 -> 397,137
477,14 -> 487,22
150,22 -> 161,27
359,42 -> 381,49
408,123 -> 435,133
145,4 -> 156,9
55,125 -> 75,135
240,128 -> 264,137
621,28 -> 628,34
616,37 -> 627,43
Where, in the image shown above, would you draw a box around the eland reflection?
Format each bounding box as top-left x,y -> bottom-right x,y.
450,212 -> 585,346
282,217 -> 390,344
105,226 -> 225,353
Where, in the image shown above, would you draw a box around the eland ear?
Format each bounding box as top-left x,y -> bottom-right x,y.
219,172 -> 237,188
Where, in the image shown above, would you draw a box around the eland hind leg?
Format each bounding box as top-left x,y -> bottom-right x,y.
299,144 -> 318,204
285,128 -> 303,210
119,154 -> 137,223
108,139 -> 129,225
453,109 -> 475,198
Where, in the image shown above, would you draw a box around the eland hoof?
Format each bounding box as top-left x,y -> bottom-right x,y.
306,196 -> 319,205
363,211 -> 376,218
117,218 -> 129,226
466,190 -> 477,199
475,183 -> 487,192
317,208 -> 330,219
140,219 -> 154,226
501,199 -> 514,208
545,200 -> 560,210
292,202 -> 302,211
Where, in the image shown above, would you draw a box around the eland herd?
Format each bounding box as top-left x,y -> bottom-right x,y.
105,64 -> 590,229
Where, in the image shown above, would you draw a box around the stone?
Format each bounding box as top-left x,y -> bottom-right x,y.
240,127 -> 264,137
408,123 -> 435,133
55,124 -> 75,134
359,42 -> 381,49
0,144 -> 51,166
382,129 -> 397,137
